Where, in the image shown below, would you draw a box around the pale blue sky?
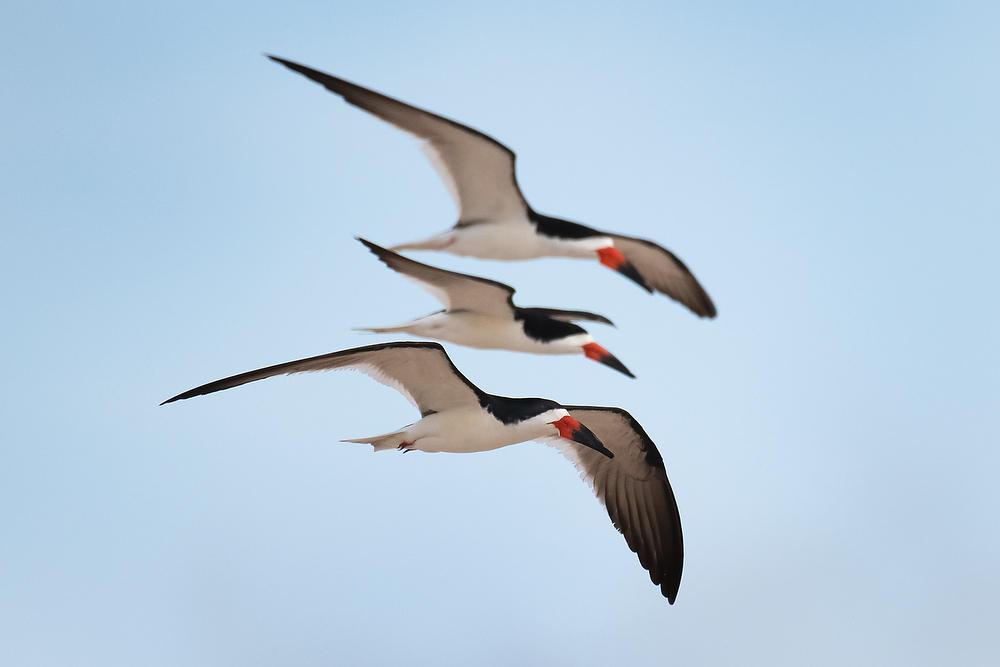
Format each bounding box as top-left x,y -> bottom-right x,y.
2,1 -> 998,665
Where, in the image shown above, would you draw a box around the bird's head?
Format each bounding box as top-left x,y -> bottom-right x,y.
548,412 -> 614,459
515,310 -> 634,378
597,246 -> 650,292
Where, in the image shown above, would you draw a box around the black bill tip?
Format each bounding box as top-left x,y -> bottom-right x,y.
618,261 -> 652,292
583,343 -> 636,379
572,422 -> 614,459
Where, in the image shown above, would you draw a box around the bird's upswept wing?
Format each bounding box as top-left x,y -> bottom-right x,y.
609,233 -> 717,318
161,342 -> 484,415
516,307 -> 614,327
359,238 -> 515,318
269,56 -> 529,225
548,406 -> 684,603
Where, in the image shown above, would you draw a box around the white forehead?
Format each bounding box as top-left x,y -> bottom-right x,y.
537,407 -> 569,423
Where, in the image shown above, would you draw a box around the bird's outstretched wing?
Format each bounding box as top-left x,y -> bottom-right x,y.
269,56 -> 529,225
162,342 -> 484,415
609,233 -> 716,318
548,406 -> 683,603
359,238 -> 515,318
516,307 -> 614,327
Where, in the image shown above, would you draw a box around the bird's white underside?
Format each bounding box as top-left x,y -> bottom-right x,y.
359,313 -> 594,354
346,403 -> 571,455
394,222 -> 615,260
336,360 -> 563,453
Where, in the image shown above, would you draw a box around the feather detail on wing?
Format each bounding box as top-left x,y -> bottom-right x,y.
358,238 -> 516,318
516,307 -> 615,327
269,56 -> 529,224
609,234 -> 716,318
547,406 -> 683,603
161,342 -> 484,415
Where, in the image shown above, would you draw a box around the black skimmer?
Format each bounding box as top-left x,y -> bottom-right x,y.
355,238 -> 634,377
267,56 -> 717,318
162,341 -> 684,602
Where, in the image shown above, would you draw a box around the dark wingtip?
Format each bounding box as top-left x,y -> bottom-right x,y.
701,298 -> 718,319
685,285 -> 718,318
586,312 -> 617,327
357,237 -> 381,251
659,566 -> 682,604
161,389 -> 196,405
357,237 -> 394,265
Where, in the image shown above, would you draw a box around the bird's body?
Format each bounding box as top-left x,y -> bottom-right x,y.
269,56 -> 717,318
355,239 -> 634,376
346,402 -> 566,454
364,310 -> 591,355
162,342 -> 610,458
163,341 -> 683,602
396,219 -> 613,260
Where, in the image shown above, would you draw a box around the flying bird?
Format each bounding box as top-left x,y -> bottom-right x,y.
355,238 -> 634,377
267,55 -> 717,318
162,341 -> 684,602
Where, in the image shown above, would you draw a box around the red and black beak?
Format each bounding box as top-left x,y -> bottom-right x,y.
583,342 -> 635,379
598,246 -> 651,292
549,415 -> 614,459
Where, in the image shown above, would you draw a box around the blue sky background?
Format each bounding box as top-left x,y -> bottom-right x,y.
3,1 -> 998,664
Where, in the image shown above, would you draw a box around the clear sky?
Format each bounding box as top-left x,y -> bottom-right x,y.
2,1 -> 998,664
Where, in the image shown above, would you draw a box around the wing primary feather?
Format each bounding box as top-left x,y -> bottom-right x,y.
160,341 -> 485,416
518,307 -> 615,327
356,237 -> 517,317
267,55 -> 530,224
610,234 -> 717,318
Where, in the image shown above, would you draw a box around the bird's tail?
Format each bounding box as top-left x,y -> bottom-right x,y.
352,324 -> 414,334
342,429 -> 410,452
388,231 -> 455,252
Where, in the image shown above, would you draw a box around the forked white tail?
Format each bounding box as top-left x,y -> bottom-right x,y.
341,430 -> 409,452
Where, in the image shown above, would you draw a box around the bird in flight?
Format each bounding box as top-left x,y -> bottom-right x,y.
162,341 -> 684,602
355,238 -> 634,377
268,55 -> 717,318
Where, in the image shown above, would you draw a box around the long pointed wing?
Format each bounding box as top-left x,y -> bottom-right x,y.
359,238 -> 515,318
516,307 -> 615,327
269,56 -> 529,224
610,233 -> 717,318
549,406 -> 683,603
161,342 -> 484,415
